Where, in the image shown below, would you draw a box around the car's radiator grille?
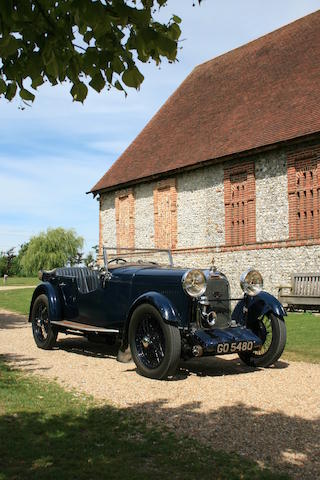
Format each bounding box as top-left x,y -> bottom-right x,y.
205,275 -> 231,328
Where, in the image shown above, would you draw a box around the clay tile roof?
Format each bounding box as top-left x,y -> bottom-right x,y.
91,10 -> 320,193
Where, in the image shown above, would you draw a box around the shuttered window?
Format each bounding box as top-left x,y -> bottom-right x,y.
115,189 -> 135,249
224,162 -> 256,246
288,147 -> 320,240
154,179 -> 177,249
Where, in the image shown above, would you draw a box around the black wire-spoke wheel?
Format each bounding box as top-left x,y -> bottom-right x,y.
31,294 -> 58,350
135,315 -> 166,369
239,312 -> 286,367
129,304 -> 181,379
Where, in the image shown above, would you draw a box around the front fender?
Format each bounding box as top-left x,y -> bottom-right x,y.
28,282 -> 61,322
232,291 -> 286,324
120,291 -> 180,349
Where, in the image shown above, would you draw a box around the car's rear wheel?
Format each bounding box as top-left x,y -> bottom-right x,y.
129,304 -> 181,379
31,294 -> 58,350
238,312 -> 286,367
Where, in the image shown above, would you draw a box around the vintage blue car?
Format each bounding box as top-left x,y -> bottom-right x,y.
29,247 -> 287,379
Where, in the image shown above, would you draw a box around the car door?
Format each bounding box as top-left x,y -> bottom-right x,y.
76,267 -> 133,330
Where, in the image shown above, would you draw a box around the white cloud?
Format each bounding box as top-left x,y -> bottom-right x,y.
87,140 -> 131,154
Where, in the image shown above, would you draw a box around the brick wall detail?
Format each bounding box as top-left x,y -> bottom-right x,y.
98,196 -> 103,259
224,161 -> 256,246
288,145 -> 320,240
115,188 -> 135,249
154,178 -> 177,249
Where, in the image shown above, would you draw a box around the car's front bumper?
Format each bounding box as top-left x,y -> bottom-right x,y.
191,326 -> 262,356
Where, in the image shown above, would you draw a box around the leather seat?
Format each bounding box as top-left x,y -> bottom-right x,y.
54,267 -> 100,294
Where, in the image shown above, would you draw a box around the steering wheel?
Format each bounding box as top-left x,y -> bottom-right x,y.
108,257 -> 127,265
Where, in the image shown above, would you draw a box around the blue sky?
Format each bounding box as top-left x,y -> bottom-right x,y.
1,0 -> 320,254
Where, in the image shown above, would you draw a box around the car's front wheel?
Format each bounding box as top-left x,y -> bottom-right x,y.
238,312 -> 286,367
31,294 -> 58,350
129,304 -> 181,379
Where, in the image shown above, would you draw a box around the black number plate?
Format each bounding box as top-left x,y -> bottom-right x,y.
216,341 -> 254,354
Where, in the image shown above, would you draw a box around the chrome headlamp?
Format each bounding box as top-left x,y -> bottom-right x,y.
182,269 -> 207,298
240,268 -> 263,296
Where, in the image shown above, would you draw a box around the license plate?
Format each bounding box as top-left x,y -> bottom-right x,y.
216,341 -> 254,354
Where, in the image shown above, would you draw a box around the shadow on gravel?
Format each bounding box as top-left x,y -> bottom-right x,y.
0,311 -> 26,330
0,312 -> 289,378
0,374 -> 318,480
0,354 -> 51,373
56,335 -> 289,379
56,336 -> 119,360
0,404 -> 293,480
178,356 -> 289,378
129,399 -> 319,480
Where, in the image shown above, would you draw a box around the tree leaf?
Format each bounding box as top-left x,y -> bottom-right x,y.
46,53 -> 60,79
0,78 -> 7,95
89,72 -> 105,92
122,67 -> 144,89
71,82 -> 88,102
19,88 -> 35,102
114,80 -> 124,91
5,82 -> 17,101
0,35 -> 20,57
172,15 -> 182,24
168,23 -> 181,41
0,1 -> 188,103
31,76 -> 45,90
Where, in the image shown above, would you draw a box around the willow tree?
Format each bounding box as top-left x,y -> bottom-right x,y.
20,227 -> 83,274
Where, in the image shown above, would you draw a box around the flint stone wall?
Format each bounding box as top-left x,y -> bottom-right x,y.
172,244 -> 320,298
99,147 -> 320,296
100,194 -> 116,247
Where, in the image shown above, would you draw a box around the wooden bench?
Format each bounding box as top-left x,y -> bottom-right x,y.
278,273 -> 320,311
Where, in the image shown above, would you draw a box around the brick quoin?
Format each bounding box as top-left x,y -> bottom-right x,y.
154,178 -> 177,249
115,188 -> 135,250
287,144 -> 320,240
224,161 -> 256,246
98,196 -> 103,258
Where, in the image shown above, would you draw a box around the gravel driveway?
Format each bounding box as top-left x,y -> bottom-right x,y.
0,308 -> 319,480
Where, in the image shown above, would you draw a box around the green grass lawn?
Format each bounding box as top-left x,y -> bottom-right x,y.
0,288 -> 34,315
283,312 -> 320,363
0,360 -> 289,480
0,288 -> 319,363
1,276 -> 39,286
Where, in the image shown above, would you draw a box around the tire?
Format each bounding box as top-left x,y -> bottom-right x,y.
31,294 -> 58,350
129,304 -> 181,380
238,312 -> 286,367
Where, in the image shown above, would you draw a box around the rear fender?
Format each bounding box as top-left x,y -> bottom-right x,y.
120,291 -> 180,349
28,282 -> 61,322
232,291 -> 286,325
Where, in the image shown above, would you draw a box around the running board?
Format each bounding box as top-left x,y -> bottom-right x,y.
51,320 -> 119,333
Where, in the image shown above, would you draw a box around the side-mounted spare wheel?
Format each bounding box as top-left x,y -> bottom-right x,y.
129,304 -> 181,380
238,312 -> 286,367
31,294 -> 58,350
